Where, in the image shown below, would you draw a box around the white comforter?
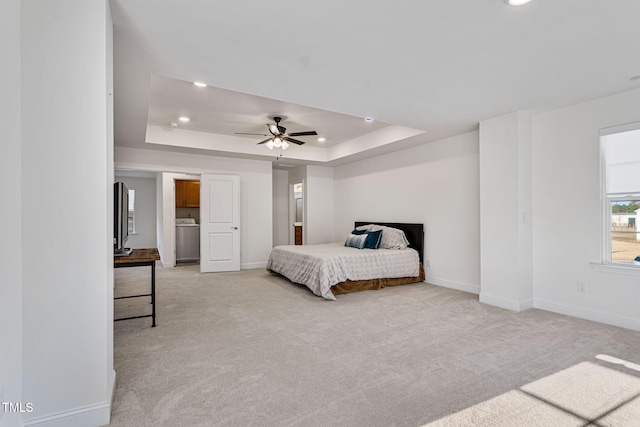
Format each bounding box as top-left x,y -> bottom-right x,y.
266,243 -> 420,300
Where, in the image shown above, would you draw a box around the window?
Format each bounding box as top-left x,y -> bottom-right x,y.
127,188 -> 136,234
601,125 -> 640,266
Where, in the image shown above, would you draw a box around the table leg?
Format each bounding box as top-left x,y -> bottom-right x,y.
151,262 -> 156,327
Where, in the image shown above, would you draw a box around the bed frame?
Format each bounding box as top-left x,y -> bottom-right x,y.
354,222 -> 424,263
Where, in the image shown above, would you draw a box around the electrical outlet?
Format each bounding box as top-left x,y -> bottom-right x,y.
577,281 -> 586,293
424,259 -> 431,268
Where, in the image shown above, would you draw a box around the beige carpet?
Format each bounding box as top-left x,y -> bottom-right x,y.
109,265 -> 640,427
423,360 -> 640,426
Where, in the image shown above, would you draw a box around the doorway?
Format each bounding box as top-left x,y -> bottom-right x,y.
174,178 -> 201,266
290,181 -> 304,245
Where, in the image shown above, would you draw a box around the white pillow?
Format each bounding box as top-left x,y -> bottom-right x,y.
344,233 -> 367,249
355,224 -> 375,232
369,225 -> 410,249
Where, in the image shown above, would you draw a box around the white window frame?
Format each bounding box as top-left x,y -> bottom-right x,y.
594,122 -> 640,274
604,193 -> 640,263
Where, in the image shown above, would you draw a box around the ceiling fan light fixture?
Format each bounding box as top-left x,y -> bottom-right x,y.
248,117 -> 315,151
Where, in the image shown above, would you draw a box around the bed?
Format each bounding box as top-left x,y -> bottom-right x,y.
267,222 -> 425,300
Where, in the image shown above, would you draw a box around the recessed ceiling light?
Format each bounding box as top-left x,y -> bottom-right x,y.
364,117 -> 374,122
317,137 -> 326,142
178,116 -> 190,123
193,82 -> 207,88
504,0 -> 532,5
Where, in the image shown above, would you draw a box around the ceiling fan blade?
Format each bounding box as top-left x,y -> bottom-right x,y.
235,132 -> 269,136
268,124 -> 280,135
288,131 -> 318,137
284,136 -> 306,145
256,138 -> 273,145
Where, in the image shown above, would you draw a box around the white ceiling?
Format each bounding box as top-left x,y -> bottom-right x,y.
147,75 -> 390,148
110,0 -> 640,168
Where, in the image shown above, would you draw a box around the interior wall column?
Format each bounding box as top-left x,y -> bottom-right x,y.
479,112 -> 533,311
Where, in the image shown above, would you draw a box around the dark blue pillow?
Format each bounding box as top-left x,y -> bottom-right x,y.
351,228 -> 367,235
363,230 -> 382,249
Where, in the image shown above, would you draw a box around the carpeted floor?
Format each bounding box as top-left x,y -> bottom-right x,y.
109,265 -> 640,427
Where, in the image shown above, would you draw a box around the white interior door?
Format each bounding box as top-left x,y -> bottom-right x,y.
200,174 -> 240,272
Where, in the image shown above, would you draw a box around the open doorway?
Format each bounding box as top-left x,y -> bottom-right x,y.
290,181 -> 304,245
174,177 -> 201,266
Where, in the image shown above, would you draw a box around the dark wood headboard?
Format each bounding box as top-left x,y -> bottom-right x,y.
354,222 -> 425,263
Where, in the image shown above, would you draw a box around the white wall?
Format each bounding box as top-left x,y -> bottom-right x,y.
532,87 -> 640,330
305,166 -> 335,245
116,147 -> 273,269
333,132 -> 481,294
479,112 -> 533,311
0,0 -> 23,425
21,0 -> 114,425
272,169 -> 290,247
114,176 -> 157,248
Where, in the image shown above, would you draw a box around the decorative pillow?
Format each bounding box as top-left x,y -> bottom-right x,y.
344,233 -> 367,249
350,228 -> 382,249
363,230 -> 383,249
355,224 -> 375,232
370,225 -> 410,249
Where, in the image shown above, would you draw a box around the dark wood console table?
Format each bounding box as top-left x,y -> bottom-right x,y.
114,248 -> 160,327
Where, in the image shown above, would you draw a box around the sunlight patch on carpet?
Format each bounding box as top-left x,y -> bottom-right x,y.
423,357 -> 640,427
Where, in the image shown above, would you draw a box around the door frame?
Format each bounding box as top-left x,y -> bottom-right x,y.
170,172 -> 202,267
173,176 -> 201,266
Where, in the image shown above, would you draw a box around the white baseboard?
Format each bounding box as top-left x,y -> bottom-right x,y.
22,371 -> 116,427
534,298 -> 640,332
520,298 -> 534,310
426,275 -> 481,295
479,292 -> 533,312
109,369 -> 117,411
22,401 -> 111,427
241,262 -> 267,270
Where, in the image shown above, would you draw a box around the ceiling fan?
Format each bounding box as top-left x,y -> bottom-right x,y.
236,116 -> 317,150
